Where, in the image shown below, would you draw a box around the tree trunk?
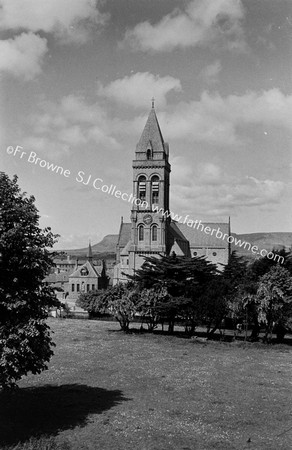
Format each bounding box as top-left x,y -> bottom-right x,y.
168,320 -> 174,334
250,319 -> 260,341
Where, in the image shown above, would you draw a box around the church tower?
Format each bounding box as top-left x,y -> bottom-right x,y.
113,101 -> 230,285
128,100 -> 171,270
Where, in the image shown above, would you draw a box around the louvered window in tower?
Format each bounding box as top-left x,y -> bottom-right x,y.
151,175 -> 159,205
138,176 -> 146,202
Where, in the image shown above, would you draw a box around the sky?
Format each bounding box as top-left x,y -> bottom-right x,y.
1,0 -> 292,250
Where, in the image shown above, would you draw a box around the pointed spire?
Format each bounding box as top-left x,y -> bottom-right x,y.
136,106 -> 165,153
101,259 -> 107,278
88,240 -> 93,263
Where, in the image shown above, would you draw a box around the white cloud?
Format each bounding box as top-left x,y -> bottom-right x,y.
158,88 -> 292,147
170,159 -> 286,218
97,72 -> 182,109
0,32 -> 47,80
0,0 -> 107,43
122,0 -> 247,53
24,95 -> 122,157
200,60 -> 222,83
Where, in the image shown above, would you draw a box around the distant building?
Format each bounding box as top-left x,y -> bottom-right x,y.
44,272 -> 69,291
68,242 -> 109,299
114,103 -> 230,284
53,255 -> 76,274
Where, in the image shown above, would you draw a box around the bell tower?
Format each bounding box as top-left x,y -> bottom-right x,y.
129,101 -> 171,267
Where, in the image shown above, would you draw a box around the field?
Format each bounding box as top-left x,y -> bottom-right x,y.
1,319 -> 292,450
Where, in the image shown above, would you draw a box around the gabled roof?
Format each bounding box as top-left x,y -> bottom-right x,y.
44,272 -> 69,283
120,240 -> 131,256
176,222 -> 229,248
136,108 -> 165,153
168,222 -> 190,257
169,240 -> 187,257
69,260 -> 100,279
117,222 -> 131,248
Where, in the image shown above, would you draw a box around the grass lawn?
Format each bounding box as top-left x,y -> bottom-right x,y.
1,318 -> 292,450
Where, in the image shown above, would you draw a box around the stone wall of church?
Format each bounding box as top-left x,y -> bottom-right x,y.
190,247 -> 229,269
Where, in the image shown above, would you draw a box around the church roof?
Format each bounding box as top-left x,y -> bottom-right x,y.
176,222 -> 229,248
168,222 -> 190,257
136,107 -> 165,153
169,240 -> 187,257
117,222 -> 131,248
69,260 -> 100,279
120,240 -> 131,256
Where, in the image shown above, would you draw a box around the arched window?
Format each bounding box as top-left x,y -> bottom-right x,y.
151,225 -> 158,242
146,149 -> 151,160
151,175 -> 159,205
138,225 -> 144,241
138,175 -> 146,202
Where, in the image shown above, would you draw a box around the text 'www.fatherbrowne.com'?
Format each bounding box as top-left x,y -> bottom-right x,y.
6,146 -> 284,264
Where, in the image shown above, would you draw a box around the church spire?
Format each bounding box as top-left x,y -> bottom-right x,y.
136,104 -> 166,154
88,240 -> 93,263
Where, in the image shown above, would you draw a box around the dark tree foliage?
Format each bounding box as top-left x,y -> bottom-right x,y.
223,251 -> 248,287
129,253 -> 217,294
128,253 -> 218,333
195,277 -> 231,336
77,283 -> 138,331
248,248 -> 291,281
136,285 -> 168,331
222,251 -> 255,332
256,265 -> 292,342
0,173 -> 59,389
76,289 -> 108,316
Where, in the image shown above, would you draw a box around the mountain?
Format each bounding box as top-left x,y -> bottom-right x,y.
63,234 -> 118,256
60,231 -> 292,259
231,232 -> 292,260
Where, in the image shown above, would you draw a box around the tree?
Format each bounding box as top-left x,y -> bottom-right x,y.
76,289 -> 108,317
129,253 -> 218,333
222,251 -> 260,339
136,285 -> 167,331
103,283 -> 139,331
196,277 -> 230,337
256,265 -> 292,342
0,173 -> 59,389
249,248 -> 291,281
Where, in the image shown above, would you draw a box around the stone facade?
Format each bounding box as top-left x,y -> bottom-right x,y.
69,244 -> 108,299
113,105 -> 230,285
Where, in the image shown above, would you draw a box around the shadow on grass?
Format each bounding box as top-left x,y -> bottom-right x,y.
0,384 -> 129,446
106,324 -> 292,345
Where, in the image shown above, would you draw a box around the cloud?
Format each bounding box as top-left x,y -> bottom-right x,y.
122,0 -> 247,53
170,159 -> 286,218
0,32 -> 47,80
0,0 -> 107,44
200,60 -> 222,83
23,95 -> 122,158
158,88 -> 292,146
97,72 -> 182,109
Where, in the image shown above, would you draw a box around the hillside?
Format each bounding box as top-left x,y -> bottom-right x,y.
63,234 -> 118,256
231,232 -> 292,260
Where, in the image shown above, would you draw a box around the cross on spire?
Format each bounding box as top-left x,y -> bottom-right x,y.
151,97 -> 155,109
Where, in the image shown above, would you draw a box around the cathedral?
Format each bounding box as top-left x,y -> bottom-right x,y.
113,103 -> 230,284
